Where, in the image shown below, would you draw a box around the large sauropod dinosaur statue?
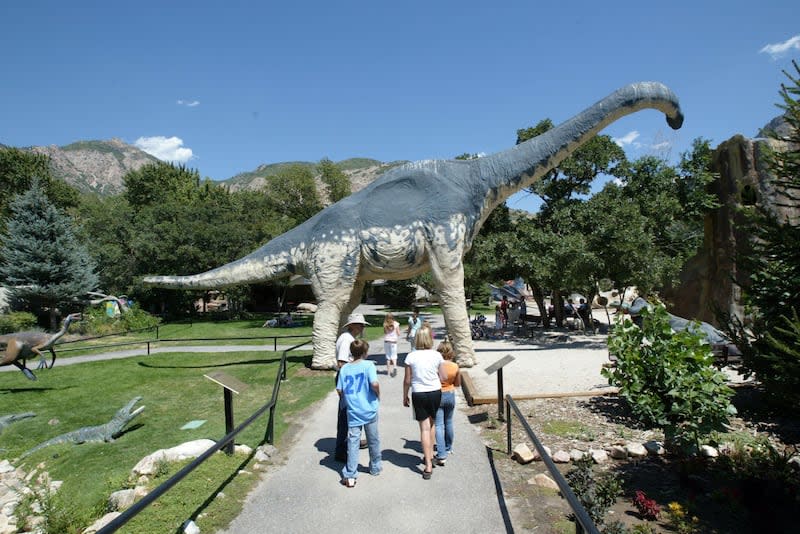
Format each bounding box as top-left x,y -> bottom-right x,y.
0,313 -> 82,380
145,82 -> 683,369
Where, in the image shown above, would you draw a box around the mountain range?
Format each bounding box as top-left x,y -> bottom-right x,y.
14,139 -> 403,198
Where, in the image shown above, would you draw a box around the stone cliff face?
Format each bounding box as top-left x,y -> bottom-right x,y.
666,128 -> 797,325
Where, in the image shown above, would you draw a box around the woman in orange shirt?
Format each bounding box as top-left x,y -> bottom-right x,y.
434,340 -> 461,466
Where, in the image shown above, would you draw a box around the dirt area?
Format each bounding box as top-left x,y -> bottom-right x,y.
463,388 -> 800,533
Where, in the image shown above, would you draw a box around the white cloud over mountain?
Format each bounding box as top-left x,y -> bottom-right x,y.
134,136 -> 194,164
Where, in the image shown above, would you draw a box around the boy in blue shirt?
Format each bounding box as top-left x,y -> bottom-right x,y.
336,339 -> 381,487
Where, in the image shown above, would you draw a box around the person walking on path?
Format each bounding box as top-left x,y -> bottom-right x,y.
434,340 -> 461,466
500,296 -> 509,328
406,308 -> 422,345
334,313 -> 369,462
383,313 -> 401,378
403,327 -> 445,479
336,339 -> 381,488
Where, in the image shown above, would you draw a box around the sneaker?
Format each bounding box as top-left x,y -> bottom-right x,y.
435,457 -> 446,467
370,469 -> 382,476
341,478 -> 356,488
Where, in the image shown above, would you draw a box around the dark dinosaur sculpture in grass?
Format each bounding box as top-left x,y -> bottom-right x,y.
145,82 -> 684,369
21,397 -> 144,458
0,313 -> 82,380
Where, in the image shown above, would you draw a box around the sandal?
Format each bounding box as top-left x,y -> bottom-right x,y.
422,469 -> 432,480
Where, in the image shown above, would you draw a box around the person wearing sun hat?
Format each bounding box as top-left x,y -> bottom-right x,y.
334,313 -> 370,462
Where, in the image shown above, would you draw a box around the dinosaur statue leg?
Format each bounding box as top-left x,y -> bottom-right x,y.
428,248 -> 476,368
13,361 -> 36,381
309,244 -> 362,370
340,279 -> 366,328
32,347 -> 51,370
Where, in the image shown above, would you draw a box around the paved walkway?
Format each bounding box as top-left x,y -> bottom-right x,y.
220,308 -> 515,534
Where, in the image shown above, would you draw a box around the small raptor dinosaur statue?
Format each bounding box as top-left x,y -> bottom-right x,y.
145,82 -> 684,369
0,313 -> 82,380
21,397 -> 144,458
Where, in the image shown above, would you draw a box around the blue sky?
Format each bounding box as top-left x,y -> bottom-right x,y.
1,1 -> 798,212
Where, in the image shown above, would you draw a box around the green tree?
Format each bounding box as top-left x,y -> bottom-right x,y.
728,61 -> 800,411
124,162 -> 200,210
318,158 -> 351,203
0,179 -> 97,329
264,164 -> 323,227
0,147 -> 80,227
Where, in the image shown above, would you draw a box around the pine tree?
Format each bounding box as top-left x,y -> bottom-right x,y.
734,60 -> 800,411
0,178 -> 98,329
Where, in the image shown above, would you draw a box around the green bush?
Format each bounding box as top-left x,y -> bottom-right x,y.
0,311 -> 38,334
566,455 -> 622,525
603,305 -> 736,454
80,305 -> 160,336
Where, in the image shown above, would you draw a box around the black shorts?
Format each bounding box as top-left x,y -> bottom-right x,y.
411,390 -> 442,421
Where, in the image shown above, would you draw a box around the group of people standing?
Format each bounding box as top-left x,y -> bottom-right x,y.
334,310 -> 461,488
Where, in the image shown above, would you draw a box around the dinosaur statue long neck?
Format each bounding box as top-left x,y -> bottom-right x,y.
474,81 -> 683,221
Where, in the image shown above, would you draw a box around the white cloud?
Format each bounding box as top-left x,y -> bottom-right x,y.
759,35 -> 800,59
134,136 -> 194,164
177,99 -> 200,107
613,130 -> 640,148
651,141 -> 672,151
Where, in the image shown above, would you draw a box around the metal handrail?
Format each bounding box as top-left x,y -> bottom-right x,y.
505,395 -> 600,534
96,339 -> 312,534
56,333 -> 311,355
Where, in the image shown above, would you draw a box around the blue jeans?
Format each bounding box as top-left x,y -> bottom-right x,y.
435,390 -> 455,460
342,415 -> 381,479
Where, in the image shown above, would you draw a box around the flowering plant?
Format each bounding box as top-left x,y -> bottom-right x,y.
633,490 -> 661,520
665,502 -> 700,533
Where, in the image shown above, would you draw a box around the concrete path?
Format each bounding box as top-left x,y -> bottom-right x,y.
220,315 -> 514,534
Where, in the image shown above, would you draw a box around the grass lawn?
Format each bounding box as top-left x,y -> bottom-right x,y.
0,347 -> 334,533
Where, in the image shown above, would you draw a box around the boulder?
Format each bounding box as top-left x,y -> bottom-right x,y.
512,443 -> 535,464
530,473 -> 559,490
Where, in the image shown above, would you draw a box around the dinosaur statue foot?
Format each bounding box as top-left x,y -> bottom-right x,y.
22,368 -> 37,381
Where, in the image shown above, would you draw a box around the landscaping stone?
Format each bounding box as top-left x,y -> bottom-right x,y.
512,443 -> 535,464
108,488 -> 136,511
700,444 -> 719,458
626,442 -> 647,458
132,439 -> 216,476
569,449 -> 587,462
607,445 -> 627,459
83,512 -> 121,534
552,450 -> 571,463
590,449 -> 608,464
531,445 -> 551,461
530,473 -> 559,490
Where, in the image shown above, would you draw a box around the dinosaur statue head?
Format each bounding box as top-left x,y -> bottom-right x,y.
108,396 -> 145,437
64,313 -> 83,326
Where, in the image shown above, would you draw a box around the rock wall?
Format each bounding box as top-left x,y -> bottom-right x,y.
666,131 -> 797,325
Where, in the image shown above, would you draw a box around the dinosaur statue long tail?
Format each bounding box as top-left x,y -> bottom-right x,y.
143,230 -> 307,289
477,81 -> 684,204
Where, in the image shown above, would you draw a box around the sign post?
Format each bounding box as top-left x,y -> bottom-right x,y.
203,372 -> 249,455
484,354 -> 515,422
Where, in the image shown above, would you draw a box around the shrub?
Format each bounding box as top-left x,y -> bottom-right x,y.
565,455 -> 622,525
80,305 -> 160,336
0,311 -> 38,333
603,304 -> 736,453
